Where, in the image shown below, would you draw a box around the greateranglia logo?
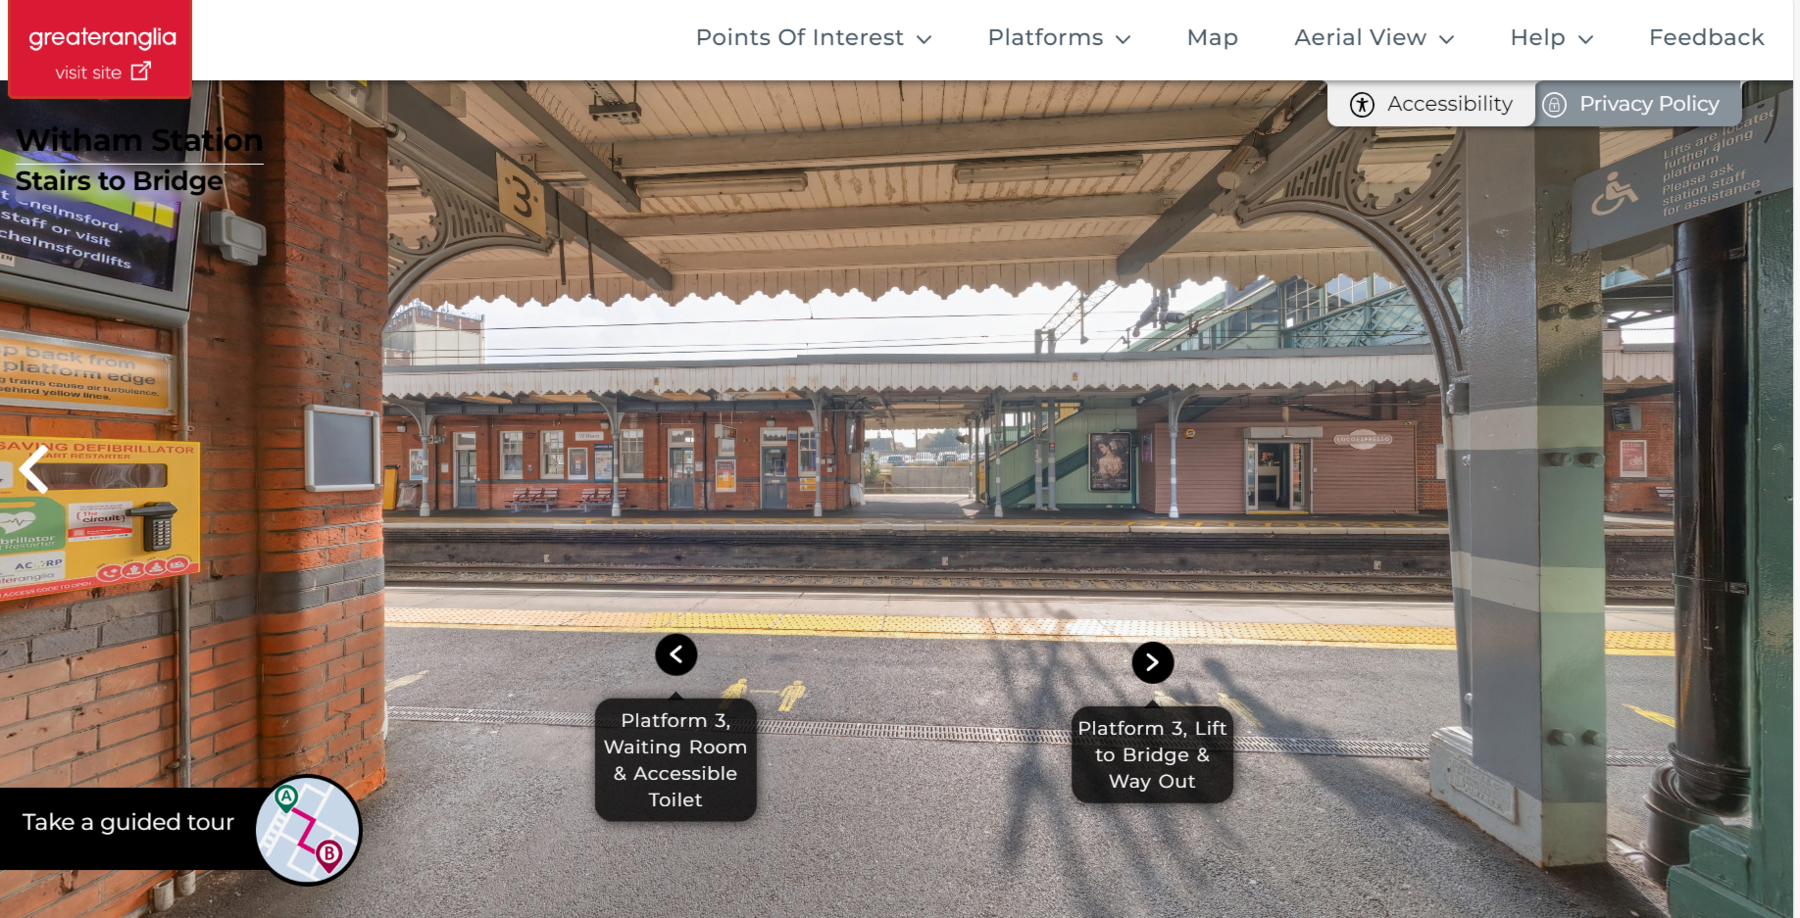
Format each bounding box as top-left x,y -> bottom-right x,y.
25,28 -> 179,52
7,0 -> 193,99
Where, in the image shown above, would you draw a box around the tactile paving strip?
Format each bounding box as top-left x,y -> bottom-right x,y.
390,567 -> 1675,601
385,706 -> 1666,766
386,607 -> 1675,652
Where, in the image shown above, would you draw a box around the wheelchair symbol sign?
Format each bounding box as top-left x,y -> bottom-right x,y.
1591,171 -> 1639,216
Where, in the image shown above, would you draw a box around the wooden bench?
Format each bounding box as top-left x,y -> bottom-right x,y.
1654,486 -> 1675,502
506,487 -> 555,512
575,486 -> 623,512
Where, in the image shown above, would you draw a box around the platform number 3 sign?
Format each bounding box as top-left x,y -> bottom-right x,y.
495,154 -> 548,237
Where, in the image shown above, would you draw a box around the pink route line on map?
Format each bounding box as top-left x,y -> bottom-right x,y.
291,808 -> 320,854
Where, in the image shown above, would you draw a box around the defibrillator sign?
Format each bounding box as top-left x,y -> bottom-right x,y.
0,437 -> 199,601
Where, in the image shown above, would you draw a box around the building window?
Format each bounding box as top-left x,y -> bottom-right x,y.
620,429 -> 645,479
542,430 -> 566,479
799,427 -> 819,477
500,431 -> 524,479
670,429 -> 695,447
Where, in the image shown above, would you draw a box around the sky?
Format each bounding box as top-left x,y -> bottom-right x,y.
440,278 -> 1224,365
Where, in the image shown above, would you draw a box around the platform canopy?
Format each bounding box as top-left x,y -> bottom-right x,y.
391,81 -> 1675,308
382,345 -> 1673,428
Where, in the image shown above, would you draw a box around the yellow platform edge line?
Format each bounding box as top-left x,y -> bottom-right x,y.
387,608 -> 1668,649
385,619 -> 1673,655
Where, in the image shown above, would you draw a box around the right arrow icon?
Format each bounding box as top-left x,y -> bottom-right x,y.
1132,641 -> 1173,684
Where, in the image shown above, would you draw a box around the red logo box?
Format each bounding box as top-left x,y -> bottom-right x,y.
9,0 -> 191,99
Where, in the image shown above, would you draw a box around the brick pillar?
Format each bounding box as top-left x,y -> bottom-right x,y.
252,82 -> 389,795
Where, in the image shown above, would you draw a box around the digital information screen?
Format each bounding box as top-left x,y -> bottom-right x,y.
0,96 -> 196,293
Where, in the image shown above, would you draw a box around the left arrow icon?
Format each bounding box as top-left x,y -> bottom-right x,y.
656,633 -> 697,676
20,444 -> 47,494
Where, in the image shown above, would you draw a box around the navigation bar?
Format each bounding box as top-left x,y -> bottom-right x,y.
159,0 -> 1792,79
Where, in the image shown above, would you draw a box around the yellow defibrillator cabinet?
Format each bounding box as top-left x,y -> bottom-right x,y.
0,436 -> 201,601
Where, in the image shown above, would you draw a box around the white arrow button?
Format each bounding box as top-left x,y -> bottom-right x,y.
1144,653 -> 1160,671
669,646 -> 683,664
20,444 -> 47,494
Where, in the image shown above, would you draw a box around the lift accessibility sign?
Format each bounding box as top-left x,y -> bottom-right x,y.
0,436 -> 199,601
1572,90 -> 1792,251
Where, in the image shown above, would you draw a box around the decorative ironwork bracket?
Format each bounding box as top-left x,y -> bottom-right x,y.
1220,126 -> 1470,407
387,146 -> 553,314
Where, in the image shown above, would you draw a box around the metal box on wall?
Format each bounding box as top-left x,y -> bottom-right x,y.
0,436 -> 201,601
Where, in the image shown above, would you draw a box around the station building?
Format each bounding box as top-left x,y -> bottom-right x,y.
381,336 -> 1673,516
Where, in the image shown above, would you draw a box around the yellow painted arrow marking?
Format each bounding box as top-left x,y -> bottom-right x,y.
1623,703 -> 1675,728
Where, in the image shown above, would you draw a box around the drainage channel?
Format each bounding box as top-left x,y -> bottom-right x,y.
388,705 -> 1668,767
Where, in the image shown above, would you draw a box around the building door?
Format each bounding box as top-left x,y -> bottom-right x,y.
1288,442 -> 1308,512
1243,441 -> 1258,512
761,446 -> 787,509
453,432 -> 478,508
668,446 -> 696,509
1245,441 -> 1308,512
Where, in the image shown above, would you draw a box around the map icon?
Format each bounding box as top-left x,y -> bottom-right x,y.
255,775 -> 363,884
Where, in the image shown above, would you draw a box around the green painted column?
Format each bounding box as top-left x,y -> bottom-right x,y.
1429,125 -> 1609,867
1666,80 -> 1793,918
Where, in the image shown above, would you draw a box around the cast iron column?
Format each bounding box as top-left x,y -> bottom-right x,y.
1643,204 -> 1754,881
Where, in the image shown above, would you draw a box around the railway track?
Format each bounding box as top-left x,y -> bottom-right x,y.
387,564 -> 1674,601
386,528 -> 1674,583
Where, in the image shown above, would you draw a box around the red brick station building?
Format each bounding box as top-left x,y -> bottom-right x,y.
380,345 -> 1674,517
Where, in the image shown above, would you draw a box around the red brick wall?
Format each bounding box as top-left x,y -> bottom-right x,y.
1399,400 -> 1447,511
1604,396 -> 1676,513
251,81 -> 388,793
0,81 -> 388,918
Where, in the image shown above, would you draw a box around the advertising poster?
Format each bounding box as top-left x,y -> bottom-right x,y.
715,458 -> 736,492
408,449 -> 427,481
569,448 -> 589,480
592,445 -> 615,482
1090,432 -> 1132,491
1619,440 -> 1648,478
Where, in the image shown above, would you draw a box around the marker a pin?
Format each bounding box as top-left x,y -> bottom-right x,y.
275,784 -> 299,813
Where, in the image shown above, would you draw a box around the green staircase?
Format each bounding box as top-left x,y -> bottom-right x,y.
987,404 -> 1139,509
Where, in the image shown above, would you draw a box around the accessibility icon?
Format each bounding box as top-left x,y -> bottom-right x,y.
1590,171 -> 1639,216
1349,91 -> 1375,118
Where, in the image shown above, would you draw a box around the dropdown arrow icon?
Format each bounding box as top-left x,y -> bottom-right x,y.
1439,35 -> 1454,43
917,35 -> 932,43
1116,35 -> 1131,44
1579,35 -> 1593,43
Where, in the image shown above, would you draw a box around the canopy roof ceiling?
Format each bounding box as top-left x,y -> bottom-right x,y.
392,81 -> 1674,308
384,346 -> 1673,428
